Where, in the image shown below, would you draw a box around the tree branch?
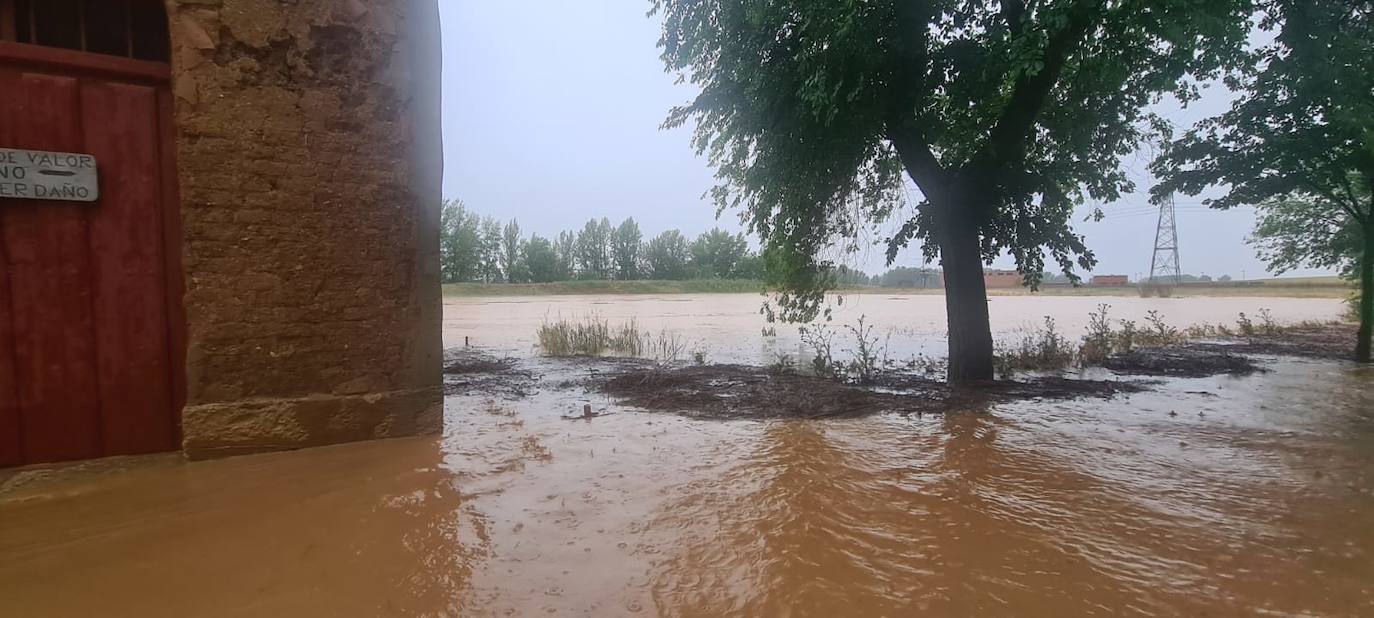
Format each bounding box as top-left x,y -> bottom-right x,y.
888,128 -> 948,201
974,0 -> 1101,173
1000,0 -> 1027,35
1361,167 -> 1374,224
1337,170 -> 1367,224
1293,175 -> 1359,221
1293,160 -> 1365,224
884,0 -> 946,200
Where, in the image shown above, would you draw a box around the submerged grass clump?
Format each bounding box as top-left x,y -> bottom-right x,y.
991,303 -> 1342,377
994,317 -> 1078,378
537,315 -> 639,357
537,315 -> 686,362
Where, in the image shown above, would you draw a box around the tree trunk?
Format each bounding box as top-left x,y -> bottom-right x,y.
938,205 -> 995,382
1357,223 -> 1373,363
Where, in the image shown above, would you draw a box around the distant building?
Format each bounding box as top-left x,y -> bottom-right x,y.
984,269 -> 1023,289
1090,275 -> 1130,287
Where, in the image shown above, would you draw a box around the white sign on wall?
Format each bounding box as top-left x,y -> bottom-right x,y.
0,147 -> 100,203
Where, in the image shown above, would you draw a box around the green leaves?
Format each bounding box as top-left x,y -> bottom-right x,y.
656,0 -> 1254,321
613,218 -> 645,280
1249,193 -> 1365,277
645,230 -> 692,280
1152,1 -> 1373,360
1153,0 -> 1373,262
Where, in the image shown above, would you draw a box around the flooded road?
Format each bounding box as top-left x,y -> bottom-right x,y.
2,295 -> 1371,617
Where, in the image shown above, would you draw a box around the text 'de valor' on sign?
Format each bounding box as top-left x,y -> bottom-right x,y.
0,147 -> 100,203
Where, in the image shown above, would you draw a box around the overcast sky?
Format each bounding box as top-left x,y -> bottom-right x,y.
439,2 -> 1332,281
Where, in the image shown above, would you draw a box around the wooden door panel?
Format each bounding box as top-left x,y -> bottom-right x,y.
0,71 -> 19,467
81,80 -> 174,455
0,70 -> 103,463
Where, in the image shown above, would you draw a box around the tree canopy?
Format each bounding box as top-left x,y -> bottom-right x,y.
654,0 -> 1254,379
613,218 -> 644,280
645,229 -> 692,280
438,207 -> 781,285
1152,0 -> 1373,361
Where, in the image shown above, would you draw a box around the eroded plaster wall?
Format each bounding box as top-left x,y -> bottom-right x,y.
164,0 -> 443,456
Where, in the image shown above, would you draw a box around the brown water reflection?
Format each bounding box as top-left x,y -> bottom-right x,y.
0,439 -> 483,617
2,357 -> 1372,616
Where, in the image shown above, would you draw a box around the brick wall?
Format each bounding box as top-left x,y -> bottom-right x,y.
983,270 -> 1022,289
165,0 -> 442,456
1090,275 -> 1130,287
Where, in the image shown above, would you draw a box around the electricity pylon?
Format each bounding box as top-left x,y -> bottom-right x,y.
1144,193 -> 1182,297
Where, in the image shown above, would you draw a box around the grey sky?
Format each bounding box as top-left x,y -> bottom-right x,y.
439,2 -> 1333,281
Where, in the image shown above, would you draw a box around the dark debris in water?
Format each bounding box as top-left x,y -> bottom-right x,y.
1092,324 -> 1359,378
1194,323 -> 1359,361
597,364 -> 1148,420
1101,346 -> 1264,378
443,349 -> 535,399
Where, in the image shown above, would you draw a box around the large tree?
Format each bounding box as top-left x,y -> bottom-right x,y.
501,219 -> 527,283
1153,0 -> 1373,362
524,234 -> 561,283
645,229 -> 692,279
554,231 -> 578,280
478,216 -> 504,283
690,228 -> 750,278
654,0 -> 1252,380
438,199 -> 481,283
612,218 -> 644,280
575,218 -> 614,279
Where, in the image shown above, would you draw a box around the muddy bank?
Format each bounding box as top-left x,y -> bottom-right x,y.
442,349 -> 1148,420
1097,324 -> 1358,377
441,323 -> 1360,420
1193,323 -> 1360,361
597,364 -> 1146,420
442,349 -> 535,398
1101,346 -> 1263,378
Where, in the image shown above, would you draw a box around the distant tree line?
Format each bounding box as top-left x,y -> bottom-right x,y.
871,268 -> 1236,288
439,200 -> 770,284
446,201 -> 1256,288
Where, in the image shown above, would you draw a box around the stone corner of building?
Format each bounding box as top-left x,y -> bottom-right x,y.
179,387 -> 443,460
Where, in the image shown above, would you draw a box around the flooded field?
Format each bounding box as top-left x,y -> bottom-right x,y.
443,293 -> 1349,364
3,294 -> 1371,617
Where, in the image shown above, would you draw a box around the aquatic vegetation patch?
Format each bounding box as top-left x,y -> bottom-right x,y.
536,315 -> 687,362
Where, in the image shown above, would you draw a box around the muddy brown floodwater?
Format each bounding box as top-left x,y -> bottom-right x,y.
442,293 -> 1349,364
2,294 -> 1372,617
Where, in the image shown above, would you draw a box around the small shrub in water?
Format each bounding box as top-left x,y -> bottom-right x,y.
1236,312 -> 1256,338
800,315 -> 892,383
690,343 -> 708,366
995,316 -> 1077,375
1183,323 -> 1220,339
1080,304 -> 1115,363
767,354 -> 796,374
799,324 -> 840,378
842,316 -> 887,385
1117,319 -> 1137,353
641,328 -> 685,362
1258,308 -> 1277,335
1140,310 -> 1179,346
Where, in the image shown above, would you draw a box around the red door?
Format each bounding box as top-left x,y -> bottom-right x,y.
0,0 -> 182,466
